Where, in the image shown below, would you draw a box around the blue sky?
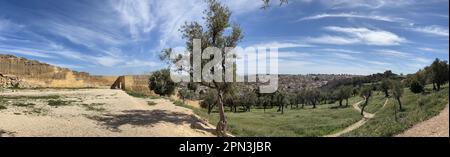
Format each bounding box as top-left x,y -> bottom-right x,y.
0,0 -> 448,76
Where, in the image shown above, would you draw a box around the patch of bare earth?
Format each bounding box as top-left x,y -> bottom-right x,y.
0,89 -> 215,137
396,104 -> 449,137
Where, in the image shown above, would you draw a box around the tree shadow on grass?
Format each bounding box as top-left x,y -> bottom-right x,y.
87,110 -> 215,134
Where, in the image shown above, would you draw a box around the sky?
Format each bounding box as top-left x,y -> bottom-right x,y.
0,0 -> 448,76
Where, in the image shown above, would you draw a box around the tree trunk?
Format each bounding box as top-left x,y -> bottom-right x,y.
384,90 -> 389,97
339,100 -> 343,107
361,99 -> 368,116
346,98 -> 349,107
216,92 -> 227,136
208,104 -> 213,115
433,82 -> 437,91
397,98 -> 402,111
437,83 -> 441,91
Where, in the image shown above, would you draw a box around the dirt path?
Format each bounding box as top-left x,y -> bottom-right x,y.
325,99 -> 389,137
396,104 -> 449,137
0,89 -> 215,137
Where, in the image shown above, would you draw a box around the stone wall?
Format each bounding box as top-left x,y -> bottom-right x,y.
111,75 -> 153,95
0,54 -> 115,88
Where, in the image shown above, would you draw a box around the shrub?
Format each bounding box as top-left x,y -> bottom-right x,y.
409,79 -> 424,94
149,69 -> 177,96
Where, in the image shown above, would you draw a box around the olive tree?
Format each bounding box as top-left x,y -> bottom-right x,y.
161,0 -> 243,135
359,86 -> 373,116
391,80 -> 404,111
149,69 -> 176,97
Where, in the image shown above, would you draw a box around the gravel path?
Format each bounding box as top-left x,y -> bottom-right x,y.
396,104 -> 449,137
0,89 -> 215,137
325,99 -> 389,137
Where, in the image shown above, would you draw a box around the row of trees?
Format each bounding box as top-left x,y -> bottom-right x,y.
199,86 -> 355,114
406,58 -> 449,93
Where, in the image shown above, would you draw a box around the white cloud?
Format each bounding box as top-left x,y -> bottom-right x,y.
112,0 -> 156,39
121,59 -> 158,68
93,56 -> 124,67
306,35 -> 360,45
410,25 -> 449,37
319,26 -> 406,46
377,49 -> 409,57
366,60 -> 391,66
302,0 -> 417,9
333,53 -> 358,60
321,48 -> 361,54
0,48 -> 55,59
298,12 -> 401,22
47,22 -> 123,49
411,57 -> 432,63
250,41 -> 314,49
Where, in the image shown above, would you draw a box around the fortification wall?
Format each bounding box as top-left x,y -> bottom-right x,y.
0,54 -> 115,88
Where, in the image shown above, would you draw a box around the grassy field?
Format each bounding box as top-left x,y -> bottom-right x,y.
176,101 -> 362,137
343,84 -> 449,137
174,83 -> 448,137
363,91 -> 388,114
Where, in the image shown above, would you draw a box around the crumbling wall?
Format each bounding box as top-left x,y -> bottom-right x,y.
111,75 -> 153,95
0,54 -> 115,88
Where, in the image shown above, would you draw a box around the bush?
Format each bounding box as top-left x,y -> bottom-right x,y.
149,69 -> 177,96
409,79 -> 424,94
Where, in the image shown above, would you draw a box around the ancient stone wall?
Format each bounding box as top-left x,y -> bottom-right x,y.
0,54 -> 115,88
110,75 -> 153,95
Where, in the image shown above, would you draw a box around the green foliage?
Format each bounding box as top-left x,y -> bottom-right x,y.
200,89 -> 218,113
344,84 -> 448,137
149,69 -> 177,96
47,100 -> 73,107
126,91 -> 160,99
430,58 -> 449,91
81,103 -> 106,112
380,79 -> 392,97
13,103 -> 36,107
147,101 -> 157,106
190,103 -> 361,137
409,79 -> 424,94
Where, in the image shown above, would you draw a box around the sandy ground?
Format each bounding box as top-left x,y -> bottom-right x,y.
396,104 -> 449,137
0,89 -> 215,137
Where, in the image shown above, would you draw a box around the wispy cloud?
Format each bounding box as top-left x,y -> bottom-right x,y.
306,26 -> 406,46
367,60 -> 392,66
306,35 -> 359,45
298,12 -> 402,22
410,25 -> 449,37
112,0 -> 156,40
250,41 -> 314,49
376,49 -> 409,57
301,0 -> 417,9
320,48 -> 361,54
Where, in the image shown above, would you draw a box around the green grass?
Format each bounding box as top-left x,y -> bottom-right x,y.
81,103 -> 106,112
147,101 -> 157,106
23,107 -> 49,116
126,91 -> 160,99
364,91 -> 387,114
0,95 -> 61,100
12,103 -> 36,107
343,84 -> 449,137
47,100 -> 73,107
174,100 -> 362,137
